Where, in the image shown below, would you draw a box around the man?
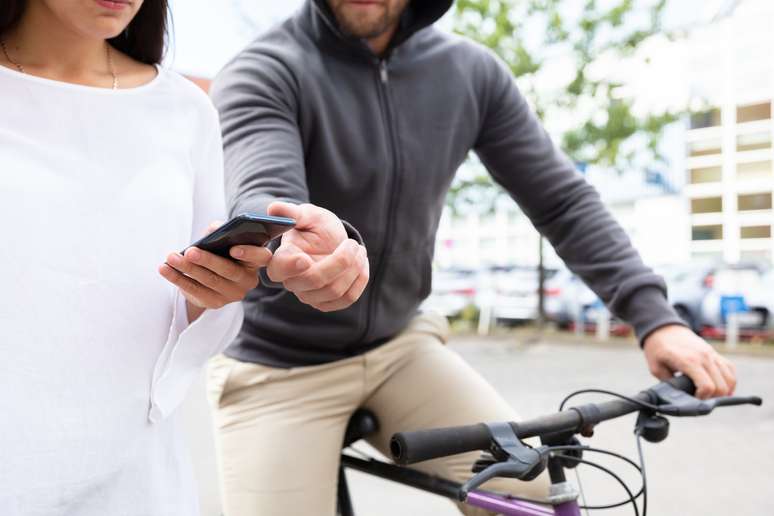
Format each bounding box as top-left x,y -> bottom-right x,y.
207,1 -> 737,514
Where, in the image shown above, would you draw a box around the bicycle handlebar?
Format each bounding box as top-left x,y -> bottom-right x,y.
391,376 -> 708,466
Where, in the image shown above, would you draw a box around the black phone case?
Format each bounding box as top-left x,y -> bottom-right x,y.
184,215 -> 295,259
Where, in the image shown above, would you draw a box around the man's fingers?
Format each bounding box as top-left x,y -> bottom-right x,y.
649,360 -> 674,381
704,358 -> 729,398
719,358 -> 737,395
284,239 -> 362,293
266,245 -> 313,283
296,259 -> 361,305
267,201 -> 302,225
314,268 -> 370,312
681,360 -> 716,399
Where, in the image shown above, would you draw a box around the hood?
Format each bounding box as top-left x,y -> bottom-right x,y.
310,0 -> 454,53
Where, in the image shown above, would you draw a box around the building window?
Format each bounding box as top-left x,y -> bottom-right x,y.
736,102 -> 771,124
691,197 -> 723,214
689,166 -> 722,184
736,160 -> 772,181
738,192 -> 772,211
692,225 -> 723,241
740,226 -> 771,239
688,138 -> 722,157
737,132 -> 772,152
690,109 -> 721,129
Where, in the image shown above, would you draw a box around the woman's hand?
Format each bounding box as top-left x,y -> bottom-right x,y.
158,222 -> 272,322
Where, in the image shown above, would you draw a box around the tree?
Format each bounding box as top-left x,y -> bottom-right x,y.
450,0 -> 682,325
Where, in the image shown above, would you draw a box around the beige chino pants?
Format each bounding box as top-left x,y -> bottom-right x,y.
207,313 -> 549,515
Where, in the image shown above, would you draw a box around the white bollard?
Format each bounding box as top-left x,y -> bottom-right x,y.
478,302 -> 492,336
726,312 -> 739,349
596,308 -> 610,341
573,298 -> 584,337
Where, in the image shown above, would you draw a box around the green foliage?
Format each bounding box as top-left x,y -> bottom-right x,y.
448,0 -> 681,212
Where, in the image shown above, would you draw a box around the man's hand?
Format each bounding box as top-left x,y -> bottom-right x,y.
159,221 -> 273,322
265,202 -> 369,312
643,324 -> 737,399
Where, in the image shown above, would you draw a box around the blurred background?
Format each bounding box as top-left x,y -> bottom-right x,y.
170,0 -> 774,514
169,0 -> 774,345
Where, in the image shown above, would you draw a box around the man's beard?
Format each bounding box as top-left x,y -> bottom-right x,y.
329,1 -> 408,39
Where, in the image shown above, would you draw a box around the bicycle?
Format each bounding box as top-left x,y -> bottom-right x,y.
336,375 -> 762,515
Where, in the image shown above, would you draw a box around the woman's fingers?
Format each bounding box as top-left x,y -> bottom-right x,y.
158,263 -> 226,309
229,245 -> 273,269
166,253 -> 245,298
182,248 -> 246,283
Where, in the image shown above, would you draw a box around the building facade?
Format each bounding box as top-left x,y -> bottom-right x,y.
681,0 -> 774,265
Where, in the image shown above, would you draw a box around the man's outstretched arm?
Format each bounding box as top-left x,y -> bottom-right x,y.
210,48 -> 368,311
472,49 -> 735,398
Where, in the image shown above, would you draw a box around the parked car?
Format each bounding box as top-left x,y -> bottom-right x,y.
746,269 -> 774,330
699,263 -> 770,331
477,266 -> 558,325
421,268 -> 478,317
543,269 -> 599,328
662,262 -> 769,333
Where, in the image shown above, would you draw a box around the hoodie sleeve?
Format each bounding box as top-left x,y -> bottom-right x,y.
472,49 -> 685,344
210,50 -> 310,217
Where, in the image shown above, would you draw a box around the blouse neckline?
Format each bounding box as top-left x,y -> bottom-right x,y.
0,62 -> 164,95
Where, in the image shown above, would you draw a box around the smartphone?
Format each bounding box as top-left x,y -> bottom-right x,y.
183,214 -> 296,259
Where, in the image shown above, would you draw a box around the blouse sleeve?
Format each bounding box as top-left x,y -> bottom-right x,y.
148,104 -> 244,423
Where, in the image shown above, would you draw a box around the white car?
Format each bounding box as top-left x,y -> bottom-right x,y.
700,265 -> 770,330
421,268 -> 479,317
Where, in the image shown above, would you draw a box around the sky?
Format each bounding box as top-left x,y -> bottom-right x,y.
165,0 -> 727,78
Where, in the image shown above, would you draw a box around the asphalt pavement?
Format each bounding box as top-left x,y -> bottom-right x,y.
181,333 -> 774,515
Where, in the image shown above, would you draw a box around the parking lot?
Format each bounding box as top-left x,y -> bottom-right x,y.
424,263 -> 774,343
182,333 -> 774,516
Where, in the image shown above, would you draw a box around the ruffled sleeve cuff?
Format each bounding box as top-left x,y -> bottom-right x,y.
148,291 -> 243,422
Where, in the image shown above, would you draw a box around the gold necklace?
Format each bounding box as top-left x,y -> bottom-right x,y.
0,38 -> 24,73
0,37 -> 119,90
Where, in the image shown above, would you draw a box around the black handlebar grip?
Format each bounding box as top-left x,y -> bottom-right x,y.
666,374 -> 697,395
390,423 -> 491,465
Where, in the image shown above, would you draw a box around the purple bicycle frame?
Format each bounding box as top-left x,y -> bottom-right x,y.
465,491 -> 581,516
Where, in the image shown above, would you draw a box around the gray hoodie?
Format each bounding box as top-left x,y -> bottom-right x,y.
211,0 -> 685,367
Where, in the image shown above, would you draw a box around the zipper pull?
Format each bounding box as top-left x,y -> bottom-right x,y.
380,60 -> 389,84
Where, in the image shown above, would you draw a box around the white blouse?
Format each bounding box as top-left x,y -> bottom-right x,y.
0,65 -> 243,515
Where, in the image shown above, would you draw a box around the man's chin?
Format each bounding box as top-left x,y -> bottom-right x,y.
336,11 -> 389,38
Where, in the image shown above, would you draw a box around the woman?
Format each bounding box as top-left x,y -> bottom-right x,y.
0,1 -> 271,514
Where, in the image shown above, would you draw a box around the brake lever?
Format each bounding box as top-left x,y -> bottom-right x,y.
459,462 -> 526,501
649,382 -> 763,416
459,422 -> 548,501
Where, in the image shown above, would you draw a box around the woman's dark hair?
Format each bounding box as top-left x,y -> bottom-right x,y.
0,0 -> 170,65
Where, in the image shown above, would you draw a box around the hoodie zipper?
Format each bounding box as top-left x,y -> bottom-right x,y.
358,59 -> 402,345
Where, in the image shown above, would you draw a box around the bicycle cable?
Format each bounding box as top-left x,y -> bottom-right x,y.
551,455 -> 640,516
555,388 -> 660,514
635,430 -> 648,516
574,466 -> 590,516
558,389 -> 662,412
545,446 -> 644,509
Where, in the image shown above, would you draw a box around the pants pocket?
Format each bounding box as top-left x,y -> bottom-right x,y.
206,354 -> 240,408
